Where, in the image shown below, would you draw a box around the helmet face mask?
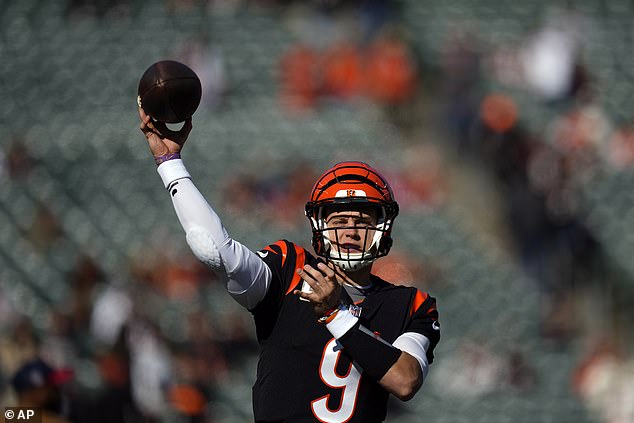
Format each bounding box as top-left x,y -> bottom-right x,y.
305,162 -> 399,271
318,205 -> 386,271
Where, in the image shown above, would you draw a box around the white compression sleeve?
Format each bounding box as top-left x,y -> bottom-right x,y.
157,159 -> 272,309
392,332 -> 431,380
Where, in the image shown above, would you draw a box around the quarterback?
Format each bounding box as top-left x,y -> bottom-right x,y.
139,108 -> 440,422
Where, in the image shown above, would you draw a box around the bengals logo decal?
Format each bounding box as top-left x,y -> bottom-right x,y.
334,189 -> 367,198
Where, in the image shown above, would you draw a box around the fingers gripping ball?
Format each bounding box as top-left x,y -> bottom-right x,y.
137,60 -> 202,123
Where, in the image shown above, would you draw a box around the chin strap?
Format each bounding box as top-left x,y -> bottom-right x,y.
329,255 -> 375,272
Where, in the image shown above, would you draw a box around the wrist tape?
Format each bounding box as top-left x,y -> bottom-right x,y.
327,309 -> 402,381
154,152 -> 181,166
157,159 -> 191,188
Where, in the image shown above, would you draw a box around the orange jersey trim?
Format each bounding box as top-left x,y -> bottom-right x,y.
266,240 -> 288,267
286,244 -> 306,295
410,290 -> 429,316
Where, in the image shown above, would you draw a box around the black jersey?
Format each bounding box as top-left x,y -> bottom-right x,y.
250,240 -> 440,423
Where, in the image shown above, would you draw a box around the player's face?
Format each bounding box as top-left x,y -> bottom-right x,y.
324,208 -> 378,254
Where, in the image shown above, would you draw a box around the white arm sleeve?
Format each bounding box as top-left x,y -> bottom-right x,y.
393,332 -> 431,380
157,159 -> 272,309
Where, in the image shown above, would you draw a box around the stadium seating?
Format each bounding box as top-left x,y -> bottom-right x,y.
6,0 -> 634,421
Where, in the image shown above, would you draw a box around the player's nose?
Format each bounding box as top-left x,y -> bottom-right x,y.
340,227 -> 361,240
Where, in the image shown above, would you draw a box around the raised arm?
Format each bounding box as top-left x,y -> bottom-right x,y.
139,107 -> 272,309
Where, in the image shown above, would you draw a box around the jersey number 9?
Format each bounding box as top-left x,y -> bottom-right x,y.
311,338 -> 362,423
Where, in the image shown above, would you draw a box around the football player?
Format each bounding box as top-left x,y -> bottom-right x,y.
139,108 -> 440,422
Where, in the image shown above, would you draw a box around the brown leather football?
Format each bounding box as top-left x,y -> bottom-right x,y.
137,60 -> 202,123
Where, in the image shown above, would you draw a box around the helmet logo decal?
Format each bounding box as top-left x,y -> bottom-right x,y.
335,189 -> 367,198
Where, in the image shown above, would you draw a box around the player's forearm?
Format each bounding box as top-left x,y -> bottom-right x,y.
378,352 -> 423,401
156,159 -> 271,309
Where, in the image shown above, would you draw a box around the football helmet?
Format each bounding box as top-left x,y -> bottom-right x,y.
305,161 -> 399,271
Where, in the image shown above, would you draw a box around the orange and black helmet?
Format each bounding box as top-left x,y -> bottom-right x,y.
305,161 -> 399,271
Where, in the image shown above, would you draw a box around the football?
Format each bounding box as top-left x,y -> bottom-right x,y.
137,60 -> 202,123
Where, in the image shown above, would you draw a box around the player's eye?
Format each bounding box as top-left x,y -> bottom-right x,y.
330,218 -> 349,226
355,217 -> 375,227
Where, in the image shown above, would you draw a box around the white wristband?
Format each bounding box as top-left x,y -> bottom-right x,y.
326,308 -> 359,339
157,159 -> 191,188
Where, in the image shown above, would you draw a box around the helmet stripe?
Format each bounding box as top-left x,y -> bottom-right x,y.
316,173 -> 387,198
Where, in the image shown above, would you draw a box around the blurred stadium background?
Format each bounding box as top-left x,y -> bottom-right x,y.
1,0 -> 634,422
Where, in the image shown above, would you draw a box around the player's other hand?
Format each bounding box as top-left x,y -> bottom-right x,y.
294,261 -> 343,317
138,106 -> 192,158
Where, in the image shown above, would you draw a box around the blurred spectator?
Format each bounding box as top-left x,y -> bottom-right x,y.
438,27 -> 483,151
546,102 -> 611,167
182,311 -> 229,383
166,343 -> 216,422
479,93 -> 518,135
10,358 -> 74,423
128,244 -> 216,302
175,34 -> 228,112
573,335 -> 634,423
278,5 -> 420,119
521,26 -> 577,102
166,381 -> 208,422
68,256 -> 104,352
5,136 -> 35,181
157,255 -> 211,302
87,345 -> 144,423
520,5 -> 589,103
487,15 -> 593,110
321,40 -> 363,101
464,108 -> 606,344
217,309 -> 258,365
279,43 -> 321,113
0,317 -> 39,381
27,203 -> 63,253
431,340 -> 535,398
363,27 -> 418,106
363,26 -> 421,129
386,143 -> 447,212
39,311 -> 77,373
90,284 -> 133,348
606,123 -> 634,170
127,320 -> 172,420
